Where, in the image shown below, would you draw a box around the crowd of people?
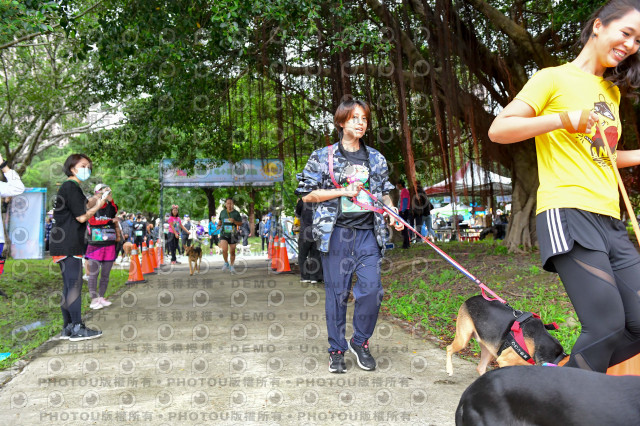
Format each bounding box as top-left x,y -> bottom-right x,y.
38,152 -> 281,343
28,0 -> 640,379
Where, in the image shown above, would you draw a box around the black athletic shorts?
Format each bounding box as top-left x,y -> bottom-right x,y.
536,208 -> 640,272
220,234 -> 239,245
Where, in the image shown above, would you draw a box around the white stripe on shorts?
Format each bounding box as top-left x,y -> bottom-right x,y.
553,208 -> 569,252
546,210 -> 557,253
546,209 -> 568,254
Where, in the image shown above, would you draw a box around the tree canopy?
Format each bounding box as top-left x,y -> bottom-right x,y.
3,0 -> 639,249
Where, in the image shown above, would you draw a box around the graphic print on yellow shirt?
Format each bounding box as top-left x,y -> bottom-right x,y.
583,94 -> 618,169
515,63 -> 620,219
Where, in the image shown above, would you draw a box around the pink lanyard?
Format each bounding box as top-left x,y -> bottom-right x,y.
328,145 -> 383,214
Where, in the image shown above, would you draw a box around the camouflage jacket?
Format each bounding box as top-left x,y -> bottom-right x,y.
295,142 -> 395,253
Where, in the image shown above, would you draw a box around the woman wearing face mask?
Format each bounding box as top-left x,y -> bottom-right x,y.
50,154 -> 107,341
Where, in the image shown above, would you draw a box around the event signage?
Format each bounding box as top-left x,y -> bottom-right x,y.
160,159 -> 284,187
9,188 -> 47,259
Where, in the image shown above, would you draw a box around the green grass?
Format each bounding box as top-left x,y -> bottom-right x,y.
0,259 -> 129,371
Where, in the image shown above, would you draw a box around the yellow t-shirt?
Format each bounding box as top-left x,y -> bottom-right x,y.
516,62 -> 621,218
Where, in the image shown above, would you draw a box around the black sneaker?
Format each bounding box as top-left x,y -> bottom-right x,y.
348,339 -> 376,370
69,323 -> 103,342
329,350 -> 347,373
59,323 -> 73,340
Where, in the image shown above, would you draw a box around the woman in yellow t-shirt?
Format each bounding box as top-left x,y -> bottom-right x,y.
489,0 -> 640,373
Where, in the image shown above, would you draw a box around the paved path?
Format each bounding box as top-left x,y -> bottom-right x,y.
0,255 -> 479,425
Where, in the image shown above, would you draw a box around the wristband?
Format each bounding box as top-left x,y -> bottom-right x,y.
0,161 -> 8,170
560,109 -> 590,134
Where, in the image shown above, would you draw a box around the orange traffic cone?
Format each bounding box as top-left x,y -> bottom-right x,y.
277,236 -> 291,273
271,237 -> 280,271
141,241 -> 156,275
148,239 -> 158,269
607,354 -> 640,376
272,235 -> 280,259
126,244 -> 147,284
157,240 -> 164,266
268,235 -> 274,259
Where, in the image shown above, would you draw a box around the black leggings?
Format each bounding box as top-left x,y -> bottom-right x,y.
60,256 -> 83,325
552,244 -> 640,372
167,234 -> 178,261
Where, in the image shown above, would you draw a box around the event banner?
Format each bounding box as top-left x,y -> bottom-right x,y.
9,188 -> 46,259
160,159 -> 284,187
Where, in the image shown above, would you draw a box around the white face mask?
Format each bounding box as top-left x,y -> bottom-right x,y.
75,167 -> 91,181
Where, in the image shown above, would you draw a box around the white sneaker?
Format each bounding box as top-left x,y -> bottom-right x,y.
310,280 -> 318,284
222,263 -> 229,271
99,297 -> 112,307
300,279 -> 311,283
82,274 -> 89,281
229,265 -> 236,274
90,298 -> 103,310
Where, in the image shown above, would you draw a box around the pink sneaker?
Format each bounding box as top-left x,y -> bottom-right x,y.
99,297 -> 112,307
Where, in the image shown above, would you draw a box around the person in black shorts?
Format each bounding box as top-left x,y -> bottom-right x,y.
489,0 -> 640,372
218,198 -> 242,274
132,213 -> 146,248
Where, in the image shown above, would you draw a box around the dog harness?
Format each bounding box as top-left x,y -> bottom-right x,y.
497,311 -> 560,365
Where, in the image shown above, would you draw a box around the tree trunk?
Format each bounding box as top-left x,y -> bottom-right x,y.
276,78 -> 285,161
248,188 -> 256,236
390,8 -> 417,200
203,188 -> 216,221
503,143 -> 538,252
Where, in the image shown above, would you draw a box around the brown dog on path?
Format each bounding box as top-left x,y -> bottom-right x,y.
185,245 -> 202,275
120,242 -> 133,263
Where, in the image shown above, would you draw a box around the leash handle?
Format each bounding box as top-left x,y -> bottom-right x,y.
595,121 -> 640,246
359,187 -> 507,304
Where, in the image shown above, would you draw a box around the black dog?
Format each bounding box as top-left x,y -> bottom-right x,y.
456,365 -> 640,426
447,295 -> 565,376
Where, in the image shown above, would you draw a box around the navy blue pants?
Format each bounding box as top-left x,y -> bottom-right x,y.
322,227 -> 383,353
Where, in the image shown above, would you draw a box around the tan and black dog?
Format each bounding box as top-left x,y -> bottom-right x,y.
446,295 -> 564,376
456,365 -> 640,426
185,245 -> 202,276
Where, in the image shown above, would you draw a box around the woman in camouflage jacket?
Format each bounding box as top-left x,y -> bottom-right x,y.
295,99 -> 403,374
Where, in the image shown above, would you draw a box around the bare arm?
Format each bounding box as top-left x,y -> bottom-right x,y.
76,195 -> 106,223
301,184 -> 361,203
488,99 -> 598,144
381,194 -> 403,231
616,149 -> 640,168
381,194 -> 394,208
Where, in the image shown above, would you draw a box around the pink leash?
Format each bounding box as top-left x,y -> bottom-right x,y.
358,187 -> 507,304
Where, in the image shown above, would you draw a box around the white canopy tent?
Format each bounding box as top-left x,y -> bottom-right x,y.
424,161 -> 511,196
431,203 -> 472,218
